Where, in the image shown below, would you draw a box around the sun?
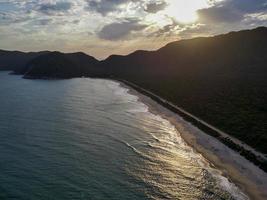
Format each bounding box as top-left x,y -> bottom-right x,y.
164,0 -> 209,23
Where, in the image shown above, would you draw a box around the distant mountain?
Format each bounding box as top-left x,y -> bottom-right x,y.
0,50 -> 49,72
99,27 -> 267,154
23,51 -> 99,79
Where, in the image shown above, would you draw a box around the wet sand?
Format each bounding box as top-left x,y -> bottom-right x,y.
119,81 -> 267,200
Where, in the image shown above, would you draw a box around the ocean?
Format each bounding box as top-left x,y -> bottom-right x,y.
0,72 -> 248,200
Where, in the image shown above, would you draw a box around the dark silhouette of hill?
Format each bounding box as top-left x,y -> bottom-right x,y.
23,51 -> 99,79
0,50 -> 49,72
99,27 -> 267,154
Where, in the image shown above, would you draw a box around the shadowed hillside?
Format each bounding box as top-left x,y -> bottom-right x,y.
23,51 -> 99,79
99,27 -> 267,154
0,50 -> 49,72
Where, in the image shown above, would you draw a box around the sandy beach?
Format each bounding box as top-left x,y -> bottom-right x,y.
120,81 -> 267,200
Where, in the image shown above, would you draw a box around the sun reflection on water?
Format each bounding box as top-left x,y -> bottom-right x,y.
124,110 -> 249,200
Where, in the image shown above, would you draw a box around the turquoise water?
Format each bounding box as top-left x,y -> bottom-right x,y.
0,72 -> 248,200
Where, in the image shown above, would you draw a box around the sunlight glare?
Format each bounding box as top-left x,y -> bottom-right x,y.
165,0 -> 209,23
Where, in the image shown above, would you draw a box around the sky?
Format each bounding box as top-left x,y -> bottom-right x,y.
0,0 -> 266,59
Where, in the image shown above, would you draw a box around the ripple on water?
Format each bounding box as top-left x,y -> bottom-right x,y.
0,72 -> 249,200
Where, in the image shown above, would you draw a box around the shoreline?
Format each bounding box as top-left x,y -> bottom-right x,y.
5,72 -> 267,199
117,80 -> 267,169
118,80 -> 267,200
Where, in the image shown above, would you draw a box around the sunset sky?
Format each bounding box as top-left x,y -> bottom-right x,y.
0,0 -> 266,59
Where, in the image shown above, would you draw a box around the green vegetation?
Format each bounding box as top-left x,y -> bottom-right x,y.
100,27 -> 267,155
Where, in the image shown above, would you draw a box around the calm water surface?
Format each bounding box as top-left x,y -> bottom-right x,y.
0,72 -> 248,200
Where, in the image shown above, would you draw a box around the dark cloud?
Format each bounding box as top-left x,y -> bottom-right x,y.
144,1 -> 167,13
98,19 -> 147,40
0,11 -> 31,25
72,19 -> 80,24
37,1 -> 73,15
229,0 -> 267,13
198,0 -> 267,24
86,0 -> 168,15
86,0 -> 133,15
198,6 -> 243,23
36,18 -> 53,26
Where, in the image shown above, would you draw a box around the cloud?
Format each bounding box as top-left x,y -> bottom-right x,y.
86,0 -> 132,15
229,0 -> 267,13
98,19 -> 148,40
198,6 -> 243,23
37,1 -> 73,15
35,18 -> 53,26
198,0 -> 267,24
178,24 -> 212,38
144,1 -> 167,13
149,17 -> 180,37
85,0 -> 168,16
0,11 -> 31,25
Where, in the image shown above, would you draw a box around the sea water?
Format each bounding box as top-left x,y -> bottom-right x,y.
0,72 -> 248,200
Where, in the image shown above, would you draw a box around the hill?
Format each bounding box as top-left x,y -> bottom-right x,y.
99,27 -> 267,154
0,50 -> 49,72
23,51 -> 99,79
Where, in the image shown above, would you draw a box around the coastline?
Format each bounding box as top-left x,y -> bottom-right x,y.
118,80 -> 267,200
4,71 -> 267,199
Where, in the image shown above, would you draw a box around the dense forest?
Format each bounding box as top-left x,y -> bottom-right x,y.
98,27 -> 267,155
